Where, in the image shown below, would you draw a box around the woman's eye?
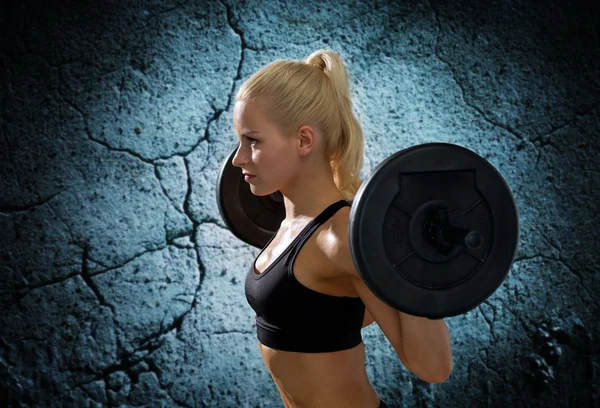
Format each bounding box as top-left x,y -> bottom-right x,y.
247,137 -> 257,144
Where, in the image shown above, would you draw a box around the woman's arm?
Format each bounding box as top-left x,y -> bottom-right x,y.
397,313 -> 453,383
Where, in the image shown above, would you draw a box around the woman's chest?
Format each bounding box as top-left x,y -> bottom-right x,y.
254,226 -> 357,298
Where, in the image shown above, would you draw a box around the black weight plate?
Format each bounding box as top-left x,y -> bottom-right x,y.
216,143 -> 285,249
349,143 -> 519,319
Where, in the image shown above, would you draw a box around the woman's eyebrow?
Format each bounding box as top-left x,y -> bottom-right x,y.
239,130 -> 260,139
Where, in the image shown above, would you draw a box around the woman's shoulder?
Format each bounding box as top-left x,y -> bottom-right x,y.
316,204 -> 351,245
313,205 -> 354,279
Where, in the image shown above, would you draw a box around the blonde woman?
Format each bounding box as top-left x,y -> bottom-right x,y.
233,50 -> 453,408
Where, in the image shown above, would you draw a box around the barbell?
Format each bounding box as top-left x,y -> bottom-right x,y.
216,142 -> 519,319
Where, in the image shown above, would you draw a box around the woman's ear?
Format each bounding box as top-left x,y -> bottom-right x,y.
297,125 -> 317,156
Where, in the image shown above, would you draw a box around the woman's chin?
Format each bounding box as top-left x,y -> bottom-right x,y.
251,186 -> 278,198
248,184 -> 265,195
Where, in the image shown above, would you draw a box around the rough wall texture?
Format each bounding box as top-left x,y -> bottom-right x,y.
0,0 -> 598,407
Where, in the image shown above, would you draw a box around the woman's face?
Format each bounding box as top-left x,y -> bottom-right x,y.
231,100 -> 299,196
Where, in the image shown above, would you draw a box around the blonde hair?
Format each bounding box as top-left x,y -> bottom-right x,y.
235,49 -> 364,202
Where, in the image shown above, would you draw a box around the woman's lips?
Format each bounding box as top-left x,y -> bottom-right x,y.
244,174 -> 256,181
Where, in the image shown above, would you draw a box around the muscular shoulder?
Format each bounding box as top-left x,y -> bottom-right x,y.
314,206 -> 357,280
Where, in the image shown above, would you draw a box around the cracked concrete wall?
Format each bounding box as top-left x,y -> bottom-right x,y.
0,0 -> 598,406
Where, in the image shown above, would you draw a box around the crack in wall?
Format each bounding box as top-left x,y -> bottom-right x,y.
496,297 -> 532,336
137,153 -> 210,367
80,243 -> 115,314
428,0 -> 526,145
463,360 -> 473,398
0,188 -> 66,213
5,201 -> 81,308
77,383 -> 103,405
513,254 -> 546,263
538,233 -> 596,305
12,270 -> 81,306
12,241 -> 182,304
199,329 -> 254,335
155,1 -> 188,17
73,319 -> 173,389
65,306 -> 98,376
427,0 -> 595,157
55,74 -> 155,165
477,301 -> 497,343
205,0 -> 253,144
144,355 -> 191,408
531,104 -> 599,147
477,346 -> 505,381
182,157 -> 206,314
512,252 -> 597,313
56,64 -> 208,165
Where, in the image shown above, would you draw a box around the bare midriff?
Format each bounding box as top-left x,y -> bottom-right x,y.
258,340 -> 381,408
253,209 -> 380,407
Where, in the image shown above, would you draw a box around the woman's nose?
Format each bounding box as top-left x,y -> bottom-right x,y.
231,145 -> 246,168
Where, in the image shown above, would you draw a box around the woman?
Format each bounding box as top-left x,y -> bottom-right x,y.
233,49 -> 453,408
